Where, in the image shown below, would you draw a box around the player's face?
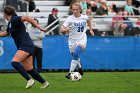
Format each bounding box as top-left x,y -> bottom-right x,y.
71,5 -> 81,17
4,13 -> 9,21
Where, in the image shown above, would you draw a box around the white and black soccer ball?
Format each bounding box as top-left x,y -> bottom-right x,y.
70,72 -> 82,81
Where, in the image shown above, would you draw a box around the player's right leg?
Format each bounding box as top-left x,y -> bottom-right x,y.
11,50 -> 33,89
65,59 -> 78,79
65,45 -> 84,79
22,55 -> 49,88
65,45 -> 75,79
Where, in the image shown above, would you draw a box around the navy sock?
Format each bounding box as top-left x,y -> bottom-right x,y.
27,69 -> 45,84
11,62 -> 31,81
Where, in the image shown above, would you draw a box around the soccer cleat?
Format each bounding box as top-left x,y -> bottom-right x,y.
40,81 -> 49,88
65,73 -> 71,79
25,79 -> 35,89
78,68 -> 84,76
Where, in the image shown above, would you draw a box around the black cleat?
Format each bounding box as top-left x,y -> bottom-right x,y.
65,73 -> 71,79
78,68 -> 84,76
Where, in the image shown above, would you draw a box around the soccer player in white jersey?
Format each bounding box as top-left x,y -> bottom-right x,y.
61,2 -> 94,79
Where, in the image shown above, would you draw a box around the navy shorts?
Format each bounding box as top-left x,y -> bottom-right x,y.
19,45 -> 35,55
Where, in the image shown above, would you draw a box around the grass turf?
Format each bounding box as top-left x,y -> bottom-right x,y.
0,72 -> 140,93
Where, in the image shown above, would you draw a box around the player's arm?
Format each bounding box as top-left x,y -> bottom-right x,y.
0,31 -> 9,37
87,19 -> 94,36
21,16 -> 45,32
61,25 -> 70,33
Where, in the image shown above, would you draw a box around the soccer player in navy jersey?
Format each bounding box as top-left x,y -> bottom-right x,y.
0,6 -> 49,89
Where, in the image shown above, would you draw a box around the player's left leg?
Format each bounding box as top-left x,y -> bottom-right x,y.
11,50 -> 34,89
77,58 -> 83,75
22,56 -> 49,88
74,45 -> 84,75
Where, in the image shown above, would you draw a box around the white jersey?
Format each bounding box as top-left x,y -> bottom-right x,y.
63,14 -> 89,47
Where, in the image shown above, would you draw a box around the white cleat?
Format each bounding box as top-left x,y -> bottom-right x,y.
25,79 -> 35,89
40,81 -> 49,88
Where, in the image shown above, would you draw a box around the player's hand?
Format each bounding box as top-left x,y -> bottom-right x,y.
90,30 -> 94,36
37,25 -> 46,32
61,26 -> 70,33
66,27 -> 71,32
39,28 -> 46,32
63,27 -> 71,32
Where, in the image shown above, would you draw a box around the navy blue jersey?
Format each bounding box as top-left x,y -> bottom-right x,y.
6,16 -> 34,54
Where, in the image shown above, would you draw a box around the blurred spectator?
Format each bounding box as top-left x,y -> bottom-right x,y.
27,19 -> 45,72
124,0 -> 135,15
108,3 -> 117,13
112,3 -> 117,13
132,0 -> 140,15
86,8 -> 93,20
80,0 -> 88,14
18,0 -> 36,12
86,0 -> 92,9
64,0 -> 71,6
6,0 -> 18,11
135,17 -> 140,35
96,0 -> 102,8
47,8 -> 59,35
123,11 -> 134,35
25,0 -> 36,12
90,0 -> 97,12
18,0 -> 27,12
129,17 -> 140,36
112,9 -> 127,35
96,0 -> 108,15
86,8 -> 101,36
132,0 -> 140,8
123,11 -> 133,29
136,17 -> 140,26
91,0 -> 102,9
123,11 -> 139,36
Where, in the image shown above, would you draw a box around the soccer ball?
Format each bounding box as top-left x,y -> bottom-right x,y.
70,72 -> 82,81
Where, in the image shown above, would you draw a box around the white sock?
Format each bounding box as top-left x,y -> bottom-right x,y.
69,60 -> 78,73
77,58 -> 81,69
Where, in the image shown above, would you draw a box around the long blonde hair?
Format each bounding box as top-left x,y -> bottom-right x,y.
69,0 -> 80,11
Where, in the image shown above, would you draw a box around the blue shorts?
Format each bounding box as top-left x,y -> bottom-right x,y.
19,45 -> 35,55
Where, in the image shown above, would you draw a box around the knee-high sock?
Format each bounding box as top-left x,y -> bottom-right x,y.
73,46 -> 83,60
69,60 -> 78,73
27,69 -> 45,84
11,62 -> 31,81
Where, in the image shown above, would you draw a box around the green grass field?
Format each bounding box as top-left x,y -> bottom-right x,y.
0,72 -> 140,93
